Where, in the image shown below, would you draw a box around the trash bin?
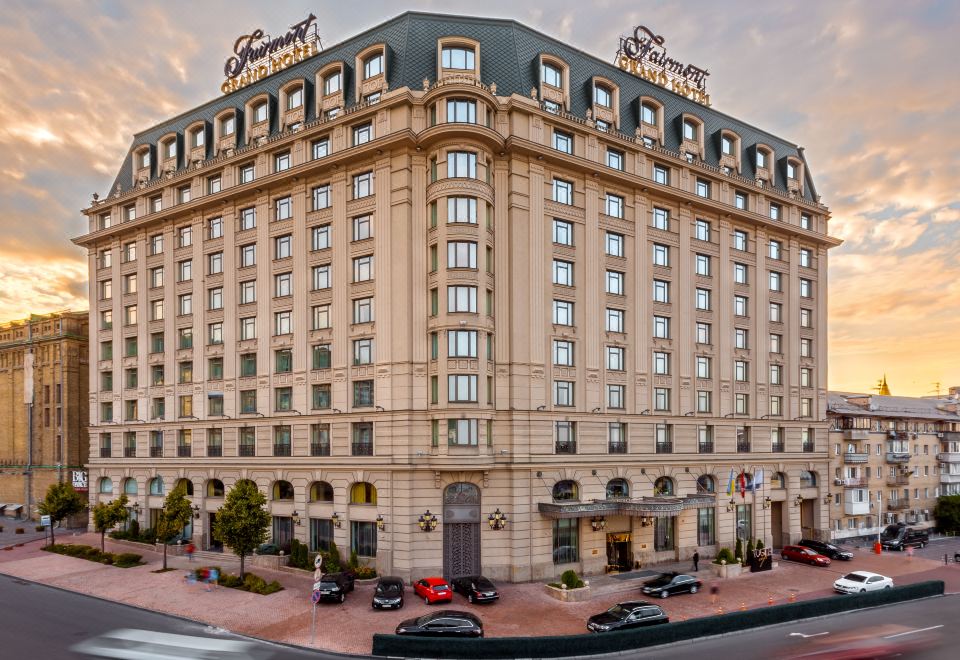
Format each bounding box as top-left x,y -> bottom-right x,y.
874,541 -> 882,555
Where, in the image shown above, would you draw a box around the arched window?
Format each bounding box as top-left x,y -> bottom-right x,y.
285,84 -> 304,110
273,480 -> 294,500
800,471 -> 818,488
770,472 -> 786,489
350,482 -> 377,504
734,472 -> 754,491
552,480 -> 579,502
310,481 -> 334,502
206,479 -> 224,498
251,101 -> 268,124
640,100 -> 660,126
99,477 -> 113,494
697,475 -> 715,494
174,478 -> 193,496
654,477 -> 674,496
123,478 -> 137,495
606,478 -> 629,499
149,477 -> 164,496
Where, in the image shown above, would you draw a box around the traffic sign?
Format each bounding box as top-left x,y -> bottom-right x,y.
311,589 -> 322,604
313,580 -> 325,591
40,515 -> 51,527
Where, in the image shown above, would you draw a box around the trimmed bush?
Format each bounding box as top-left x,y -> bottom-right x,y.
746,538 -> 755,559
713,547 -> 735,564
735,538 -> 744,563
355,565 -> 377,579
560,570 -> 585,589
756,539 -> 765,551
203,567 -> 284,595
114,553 -> 143,568
349,550 -> 359,569
41,543 -> 143,568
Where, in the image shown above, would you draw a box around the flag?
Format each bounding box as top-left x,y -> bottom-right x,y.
739,472 -> 746,499
726,468 -> 736,497
753,468 -> 764,492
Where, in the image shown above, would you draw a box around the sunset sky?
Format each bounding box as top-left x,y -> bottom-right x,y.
1,0 -> 957,396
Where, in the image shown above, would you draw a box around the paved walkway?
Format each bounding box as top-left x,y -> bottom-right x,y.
0,534 -> 957,655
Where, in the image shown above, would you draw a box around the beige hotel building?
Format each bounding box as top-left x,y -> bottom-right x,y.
76,12 -> 840,581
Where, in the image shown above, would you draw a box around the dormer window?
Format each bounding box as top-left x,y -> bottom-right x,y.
220,115 -> 235,136
757,150 -> 767,168
786,161 -> 797,179
164,139 -> 177,159
287,86 -> 303,110
442,46 -> 475,70
324,72 -> 342,96
542,63 -> 562,88
641,102 -> 658,126
253,102 -> 267,124
363,53 -> 383,79
139,150 -> 150,169
683,120 -> 697,142
722,136 -> 734,155
594,84 -> 612,108
191,128 -> 204,148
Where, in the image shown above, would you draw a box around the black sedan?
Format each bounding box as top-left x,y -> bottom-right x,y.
587,601 -> 669,633
372,576 -> 405,610
450,575 -> 500,604
641,572 -> 702,598
798,538 -> 854,561
314,571 -> 355,603
396,610 -> 483,637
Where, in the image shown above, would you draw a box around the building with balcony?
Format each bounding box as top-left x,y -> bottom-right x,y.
0,312 -> 89,519
827,392 -> 960,541
75,12 -> 838,582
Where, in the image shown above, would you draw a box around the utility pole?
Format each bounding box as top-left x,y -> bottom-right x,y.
24,318 -> 35,521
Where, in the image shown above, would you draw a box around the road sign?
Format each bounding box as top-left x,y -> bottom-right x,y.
40,515 -> 51,527
311,590 -> 322,604
313,580 -> 325,591
314,554 -> 323,570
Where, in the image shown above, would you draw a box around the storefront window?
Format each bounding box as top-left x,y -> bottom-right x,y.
351,520 -> 377,557
654,516 -> 675,551
552,518 -> 578,563
697,508 -> 716,546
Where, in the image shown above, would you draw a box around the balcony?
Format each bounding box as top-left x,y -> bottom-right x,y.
177,445 -> 191,457
311,443 -> 331,457
99,447 -> 112,458
655,442 -> 673,454
771,442 -> 785,453
555,440 -> 577,455
886,452 -> 911,464
887,474 -> 910,487
207,445 -> 222,457
843,429 -> 870,440
888,500 -> 910,511
941,473 -> 960,484
802,442 -> 815,453
239,444 -> 256,457
737,441 -> 751,453
844,499 -> 870,515
843,452 -> 869,464
608,441 -> 627,454
937,452 -> 960,463
273,443 -> 292,457
837,477 -> 868,488
150,445 -> 162,458
698,442 -> 714,454
124,446 -> 136,458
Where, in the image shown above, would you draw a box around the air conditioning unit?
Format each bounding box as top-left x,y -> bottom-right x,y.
834,479 -> 844,486
938,433 -> 944,438
888,431 -> 897,438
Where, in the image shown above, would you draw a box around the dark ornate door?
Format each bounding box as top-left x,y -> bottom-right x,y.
443,483 -> 481,579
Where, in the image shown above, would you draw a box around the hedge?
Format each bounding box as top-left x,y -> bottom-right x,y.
42,544 -> 144,568
371,580 -> 945,659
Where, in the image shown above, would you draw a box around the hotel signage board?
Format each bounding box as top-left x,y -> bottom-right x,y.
221,14 -> 321,95
616,26 -> 711,107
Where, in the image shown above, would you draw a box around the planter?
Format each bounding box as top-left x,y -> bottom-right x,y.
355,577 -> 379,585
710,562 -> 744,579
545,583 -> 591,602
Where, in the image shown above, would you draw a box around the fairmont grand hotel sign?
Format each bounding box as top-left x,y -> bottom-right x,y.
616,26 -> 711,107
221,14 -> 321,94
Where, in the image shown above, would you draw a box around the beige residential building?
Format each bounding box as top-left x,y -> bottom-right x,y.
74,12 -> 840,581
827,392 -> 958,541
0,312 -> 89,518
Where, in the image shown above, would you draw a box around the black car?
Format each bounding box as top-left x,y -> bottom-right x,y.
372,576 -> 405,610
587,601 -> 669,633
396,610 -> 483,637
450,575 -> 500,604
880,524 -> 929,551
798,538 -> 854,560
314,571 -> 355,603
641,573 -> 702,598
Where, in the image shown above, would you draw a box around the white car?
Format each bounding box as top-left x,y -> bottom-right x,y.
833,571 -> 894,594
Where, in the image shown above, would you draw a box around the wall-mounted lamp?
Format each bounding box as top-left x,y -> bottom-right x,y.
592,407 -> 602,413
639,515 -> 653,527
823,493 -> 833,505
131,502 -> 141,515
292,510 -> 301,527
332,408 -> 342,414
725,498 -> 737,513
590,516 -> 606,532
191,504 -> 200,520
488,509 -> 508,530
418,510 -> 438,532
794,494 -> 804,507
375,406 -> 386,412
376,514 -> 385,532
760,414 -> 772,420
763,496 -> 772,509
683,411 -> 695,417
536,405 -> 546,411
331,512 -> 342,528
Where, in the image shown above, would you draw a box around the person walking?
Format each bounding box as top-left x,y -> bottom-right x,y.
185,541 -> 196,562
692,550 -> 700,572
710,583 -> 719,605
206,567 -> 219,592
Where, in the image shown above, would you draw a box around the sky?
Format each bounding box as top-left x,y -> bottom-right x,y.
0,0 -> 958,397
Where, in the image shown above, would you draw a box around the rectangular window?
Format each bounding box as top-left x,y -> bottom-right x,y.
448,374 -> 478,402
353,171 -> 373,198
311,383 -> 331,409
553,339 -> 574,366
552,130 -> 572,154
554,380 -> 574,406
312,184 -> 331,210
606,308 -> 624,332
607,149 -> 624,171
553,300 -> 574,326
654,387 -> 670,411
239,317 -> 256,340
606,270 -> 624,295
239,163 -> 254,184
552,179 -> 573,205
449,330 -> 478,358
696,355 -> 711,379
447,197 -> 477,223
734,295 -> 749,317
653,351 -> 670,375
447,286 -> 477,313
208,287 -> 223,310
274,311 -> 292,335
695,288 -> 711,311
312,344 -> 331,370
605,194 -> 624,218
652,207 -> 669,230
695,253 -> 711,276
605,232 -> 623,256
695,219 -> 711,242
801,308 -> 813,328
653,279 -> 670,303
653,315 -> 670,339
177,259 -> 192,282
552,519 -> 578,564
312,138 -> 330,160
770,203 -> 781,220
178,293 -> 192,316
607,385 -> 625,410
770,333 -> 783,354
769,271 -> 782,292
653,164 -> 668,185
770,302 -> 783,323
553,219 -> 574,246
800,279 -> 813,298
735,360 -> 749,382
447,152 -> 477,178
696,179 -> 710,198
352,122 -> 372,145
177,327 -> 192,350
606,346 -> 625,371
312,264 -> 331,290
207,322 -> 223,345
312,305 -> 331,330
275,235 -> 292,259
552,259 -> 574,286
208,252 -> 222,275
311,225 -> 331,251
353,338 -> 374,365
800,337 -> 813,357
698,508 -> 716,546
697,322 -> 711,344
734,262 -> 748,284
353,297 -> 374,324
733,229 -> 748,251
448,241 -> 478,269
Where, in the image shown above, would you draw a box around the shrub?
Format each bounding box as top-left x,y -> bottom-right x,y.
349,550 -> 359,569
746,538 -> 755,560
0,525 -> 4,532
756,539 -> 765,551
129,519 -> 140,539
15,528 -> 24,534
355,566 -> 377,579
210,568 -> 283,595
35,525 -> 46,532
714,547 -> 736,564
289,539 -> 311,570
114,553 -> 143,568
219,572 -> 243,588
735,538 -> 744,563
560,570 -> 585,589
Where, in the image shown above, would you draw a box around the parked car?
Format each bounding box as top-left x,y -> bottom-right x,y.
781,545 -> 832,566
395,610 -> 483,637
833,571 -> 894,594
313,571 -> 355,603
641,573 -> 702,598
413,576 -> 453,604
451,575 -> 500,603
586,601 -> 669,633
880,524 -> 929,551
798,539 -> 854,561
372,576 -> 405,610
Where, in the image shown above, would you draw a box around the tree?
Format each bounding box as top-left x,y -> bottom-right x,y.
92,493 -> 129,552
934,495 -> 960,534
155,483 -> 193,570
213,479 -> 269,579
37,482 -> 84,546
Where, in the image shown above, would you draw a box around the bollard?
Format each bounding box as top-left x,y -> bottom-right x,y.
717,606 -> 724,615
768,595 -> 774,606
788,592 -> 796,603
740,601 -> 746,611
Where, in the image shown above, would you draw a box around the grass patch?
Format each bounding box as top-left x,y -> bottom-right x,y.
42,544 -> 145,568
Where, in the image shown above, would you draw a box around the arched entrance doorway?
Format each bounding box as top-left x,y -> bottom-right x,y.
443,482 -> 481,579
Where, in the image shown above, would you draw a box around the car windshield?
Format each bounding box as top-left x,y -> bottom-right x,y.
842,573 -> 867,583
415,614 -> 437,626
434,582 -> 449,590
475,578 -> 494,589
880,525 -> 902,540
606,605 -> 631,620
377,583 -> 401,596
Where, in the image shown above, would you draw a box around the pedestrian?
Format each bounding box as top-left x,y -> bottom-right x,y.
692,550 -> 700,572
906,545 -> 914,560
207,567 -> 219,592
185,541 -> 196,562
710,583 -> 719,605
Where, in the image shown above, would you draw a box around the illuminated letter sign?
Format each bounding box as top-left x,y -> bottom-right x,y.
221,14 -> 321,94
616,26 -> 711,106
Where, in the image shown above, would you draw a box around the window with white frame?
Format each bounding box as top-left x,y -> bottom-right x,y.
553,300 -> 574,325
447,286 -> 477,313
553,339 -> 574,366
606,308 -> 624,332
553,219 -> 573,245
653,279 -> 669,303
552,179 -> 573,205
606,270 -> 624,295
652,207 -> 669,230
605,232 -> 623,256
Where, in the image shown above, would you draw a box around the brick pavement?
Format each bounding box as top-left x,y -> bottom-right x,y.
0,534 -> 957,655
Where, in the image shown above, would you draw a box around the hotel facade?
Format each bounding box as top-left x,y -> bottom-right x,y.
75,12 -> 840,582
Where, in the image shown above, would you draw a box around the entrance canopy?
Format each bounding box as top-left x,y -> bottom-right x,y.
538,494 -> 714,519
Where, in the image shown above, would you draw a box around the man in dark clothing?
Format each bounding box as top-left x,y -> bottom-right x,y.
692,551 -> 700,572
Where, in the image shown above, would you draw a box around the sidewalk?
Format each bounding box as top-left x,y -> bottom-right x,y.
0,533 -> 957,655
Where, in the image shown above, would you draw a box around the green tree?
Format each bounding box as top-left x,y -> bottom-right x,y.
213,479 -> 269,579
37,482 -> 84,546
934,495 -> 960,534
92,493 -> 129,552
155,483 -> 193,570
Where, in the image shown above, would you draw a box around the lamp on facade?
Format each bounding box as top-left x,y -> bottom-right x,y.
418,510 -> 438,532
191,504 -> 200,519
488,509 -> 508,530
639,515 -> 653,527
376,514 -> 386,532
725,499 -> 736,513
292,510 -> 301,527
131,502 -> 142,515
794,494 -> 803,507
331,512 -> 342,528
823,493 -> 833,505
763,496 -> 772,509
590,516 -> 606,532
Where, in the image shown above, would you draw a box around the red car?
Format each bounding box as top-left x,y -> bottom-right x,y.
414,577 -> 453,604
781,544 -> 831,566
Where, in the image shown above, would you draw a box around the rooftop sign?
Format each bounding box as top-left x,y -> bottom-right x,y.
616,26 -> 711,107
221,14 -> 321,95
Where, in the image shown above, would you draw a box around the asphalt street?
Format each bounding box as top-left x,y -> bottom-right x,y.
0,573 -> 356,659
